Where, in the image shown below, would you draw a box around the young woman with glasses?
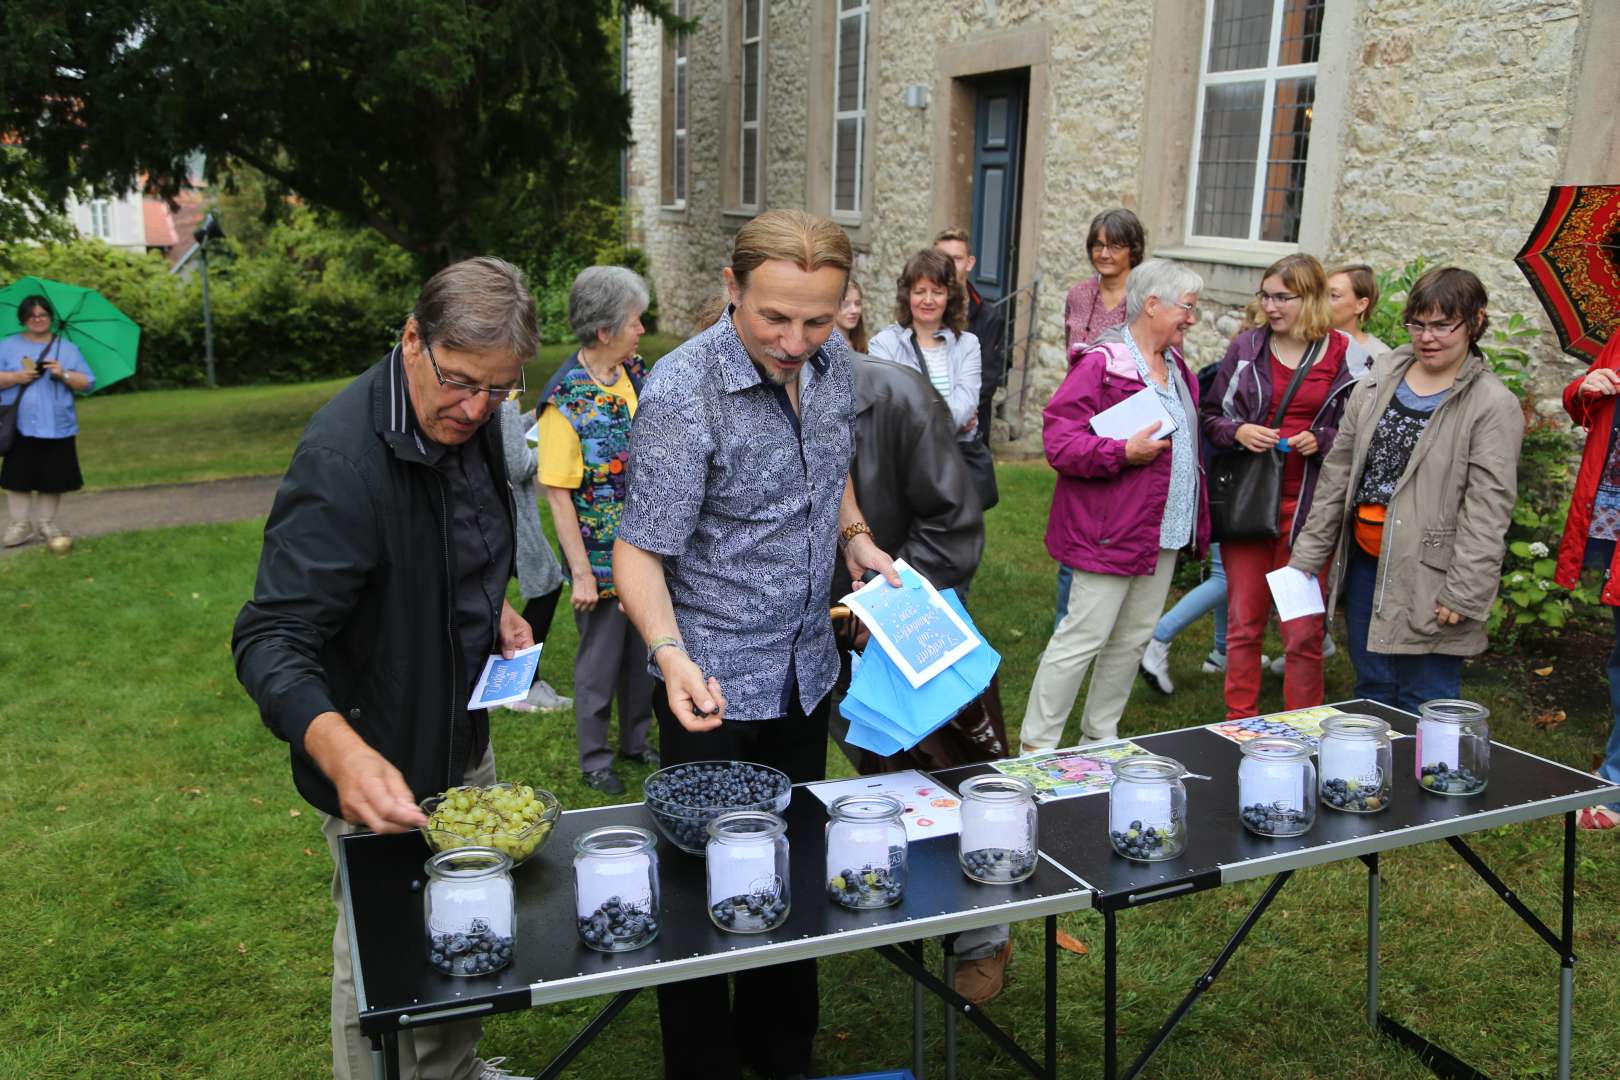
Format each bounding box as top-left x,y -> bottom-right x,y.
1287,267 -> 1523,710
1200,253 -> 1358,719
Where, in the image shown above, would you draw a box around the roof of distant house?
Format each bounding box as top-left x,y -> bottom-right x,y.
144,198 -> 178,248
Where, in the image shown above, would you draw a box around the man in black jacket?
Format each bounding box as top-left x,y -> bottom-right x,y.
232,257 -> 537,1080
935,226 -> 1006,443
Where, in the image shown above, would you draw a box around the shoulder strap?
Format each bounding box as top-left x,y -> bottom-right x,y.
1268,334 -> 1327,427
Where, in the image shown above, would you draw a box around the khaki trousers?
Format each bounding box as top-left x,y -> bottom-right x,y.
323,743 -> 496,1080
1020,550 -> 1177,750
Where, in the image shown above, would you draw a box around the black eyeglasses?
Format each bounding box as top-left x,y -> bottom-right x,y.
423,339 -> 525,401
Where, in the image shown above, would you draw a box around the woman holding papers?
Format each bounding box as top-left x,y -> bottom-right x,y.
1201,254 -> 1356,720
1020,259 -> 1209,752
1288,267 -> 1520,711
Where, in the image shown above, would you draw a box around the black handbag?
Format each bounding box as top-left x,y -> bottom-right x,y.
0,334 -> 54,456
1207,336 -> 1325,541
907,331 -> 1000,511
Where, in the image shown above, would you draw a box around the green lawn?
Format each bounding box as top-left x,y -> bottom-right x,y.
1,465 -> 1616,1078
72,334 -> 685,491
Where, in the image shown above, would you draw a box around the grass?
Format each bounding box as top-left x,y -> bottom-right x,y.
1,465 -> 1617,1078
71,334 -> 685,491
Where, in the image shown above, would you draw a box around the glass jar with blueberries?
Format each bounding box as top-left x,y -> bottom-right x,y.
1109,756 -> 1188,861
1417,699 -> 1490,796
1318,715 -> 1393,813
825,794 -> 907,909
424,846 -> 514,977
573,825 -> 660,952
958,774 -> 1038,884
1238,736 -> 1316,837
707,810 -> 790,933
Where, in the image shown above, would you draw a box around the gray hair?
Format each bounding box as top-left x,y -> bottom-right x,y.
1125,258 -> 1205,322
413,256 -> 540,361
568,266 -> 651,347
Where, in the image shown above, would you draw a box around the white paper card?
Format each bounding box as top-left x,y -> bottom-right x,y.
467,644 -> 544,710
574,852 -> 655,918
809,771 -> 961,840
524,419 -> 540,446
426,878 -> 515,938
1089,385 -> 1179,441
1419,723 -> 1462,771
840,560 -> 981,689
1239,759 -> 1305,812
706,843 -> 781,903
1265,566 -> 1326,622
1320,738 -> 1379,787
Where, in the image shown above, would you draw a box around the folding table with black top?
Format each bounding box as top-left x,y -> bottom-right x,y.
340,784 -> 1091,1080
936,698 -> 1619,1080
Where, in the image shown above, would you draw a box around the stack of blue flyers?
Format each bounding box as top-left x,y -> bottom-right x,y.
841,587 -> 1000,756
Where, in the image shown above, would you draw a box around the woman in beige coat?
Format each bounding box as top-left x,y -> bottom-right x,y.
1288,267 -> 1522,711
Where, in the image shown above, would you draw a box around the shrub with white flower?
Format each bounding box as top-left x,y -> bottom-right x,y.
1528,541 -> 1550,558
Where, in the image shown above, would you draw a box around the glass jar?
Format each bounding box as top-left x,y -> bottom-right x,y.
825,794 -> 907,909
1238,736 -> 1316,837
706,810 -> 790,933
573,826 -> 660,952
424,846 -> 514,976
958,774 -> 1038,883
1109,756 -> 1188,861
1417,699 -> 1490,796
1318,715 -> 1393,813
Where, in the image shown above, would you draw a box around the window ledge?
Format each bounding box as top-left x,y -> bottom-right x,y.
1155,245 -> 1292,271
1155,244 -> 1298,306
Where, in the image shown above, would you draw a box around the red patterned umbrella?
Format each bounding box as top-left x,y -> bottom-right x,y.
1515,184 -> 1620,361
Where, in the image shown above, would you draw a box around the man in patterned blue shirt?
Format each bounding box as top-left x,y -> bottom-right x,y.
616,209 -> 897,1080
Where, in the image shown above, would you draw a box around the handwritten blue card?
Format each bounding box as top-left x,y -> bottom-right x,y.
841,560 -> 981,688
467,644 -> 544,710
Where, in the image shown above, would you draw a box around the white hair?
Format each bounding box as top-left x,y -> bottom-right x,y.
1125,258 -> 1205,321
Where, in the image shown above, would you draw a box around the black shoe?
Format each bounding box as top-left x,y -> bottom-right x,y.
625,749 -> 661,768
582,768 -> 626,796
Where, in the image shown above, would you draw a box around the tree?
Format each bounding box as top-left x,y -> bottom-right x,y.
0,145 -> 75,259
0,0 -> 683,268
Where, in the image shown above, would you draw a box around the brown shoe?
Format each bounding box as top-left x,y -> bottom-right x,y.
953,940 -> 1013,1006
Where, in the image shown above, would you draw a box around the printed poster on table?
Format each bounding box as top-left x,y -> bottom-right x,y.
467,644 -> 544,711
809,771 -> 961,840
840,560 -> 981,689
1206,704 -> 1405,750
990,741 -> 1152,801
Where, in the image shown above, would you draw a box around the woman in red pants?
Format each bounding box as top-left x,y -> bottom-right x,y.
1201,254 -> 1358,718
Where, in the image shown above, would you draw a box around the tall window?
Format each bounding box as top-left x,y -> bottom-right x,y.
89,198 -> 112,239
738,0 -> 764,209
1187,0 -> 1323,246
662,0 -> 690,208
832,0 -> 869,219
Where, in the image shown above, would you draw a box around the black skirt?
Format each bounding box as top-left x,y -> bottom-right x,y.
0,434 -> 83,494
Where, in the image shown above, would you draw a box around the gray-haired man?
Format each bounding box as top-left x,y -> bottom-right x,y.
233,257 -> 535,1080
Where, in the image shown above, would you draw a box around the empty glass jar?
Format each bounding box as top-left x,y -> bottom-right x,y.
707,810 -> 790,933
958,774 -> 1038,883
424,846 -> 514,976
1318,715 -> 1393,813
1417,699 -> 1490,796
573,825 -> 660,952
825,794 -> 907,909
1238,736 -> 1316,837
1109,755 -> 1188,860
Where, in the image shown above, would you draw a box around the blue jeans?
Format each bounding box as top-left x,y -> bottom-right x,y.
1586,538 -> 1620,811
1343,547 -> 1461,712
1055,563 -> 1073,632
1152,543 -> 1228,654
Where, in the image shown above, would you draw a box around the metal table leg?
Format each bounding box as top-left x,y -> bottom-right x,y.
1558,811 -> 1575,1080
1103,909 -> 1117,1080
1361,851 -> 1380,1029
943,951 -> 957,1080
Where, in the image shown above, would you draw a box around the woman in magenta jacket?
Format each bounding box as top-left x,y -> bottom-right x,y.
1020,259 -> 1210,752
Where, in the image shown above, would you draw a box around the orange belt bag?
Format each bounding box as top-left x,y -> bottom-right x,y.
1354,503 -> 1387,558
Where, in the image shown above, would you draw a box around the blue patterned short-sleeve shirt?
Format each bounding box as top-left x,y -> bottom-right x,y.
618,310 -> 855,721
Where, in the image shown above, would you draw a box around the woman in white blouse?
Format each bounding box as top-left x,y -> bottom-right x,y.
869,247 -> 982,442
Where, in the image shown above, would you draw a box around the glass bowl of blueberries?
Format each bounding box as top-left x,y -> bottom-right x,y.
642,760 -> 793,855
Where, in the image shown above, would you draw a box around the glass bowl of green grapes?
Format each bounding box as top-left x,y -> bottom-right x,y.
419,782 -> 561,866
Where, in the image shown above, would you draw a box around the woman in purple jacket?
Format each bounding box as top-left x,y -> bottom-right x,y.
1021,259 -> 1210,752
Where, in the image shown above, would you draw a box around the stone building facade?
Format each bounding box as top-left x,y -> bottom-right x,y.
627,1 -> 1620,449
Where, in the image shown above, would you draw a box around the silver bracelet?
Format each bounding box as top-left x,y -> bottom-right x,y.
647,637 -> 686,664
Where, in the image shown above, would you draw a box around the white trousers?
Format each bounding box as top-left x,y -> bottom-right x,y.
324,743 -> 496,1080
1020,550 -> 1178,751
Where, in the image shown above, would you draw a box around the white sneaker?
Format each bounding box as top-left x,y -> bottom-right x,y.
2,521 -> 33,547
1140,639 -> 1174,695
1268,653 -> 1286,676
38,521 -> 66,541
527,679 -> 573,711
1268,636 -> 1334,676
1201,649 -> 1227,674
1323,634 -> 1337,659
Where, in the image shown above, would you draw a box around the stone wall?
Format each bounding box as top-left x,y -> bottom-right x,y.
628,1 -> 1615,447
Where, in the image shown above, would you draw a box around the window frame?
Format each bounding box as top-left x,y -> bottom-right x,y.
830,0 -> 870,225
1183,0 -> 1321,255
89,198 -> 112,239
661,0 -> 690,210
736,0 -> 765,211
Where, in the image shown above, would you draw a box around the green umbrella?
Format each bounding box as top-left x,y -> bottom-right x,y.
0,275 -> 141,392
